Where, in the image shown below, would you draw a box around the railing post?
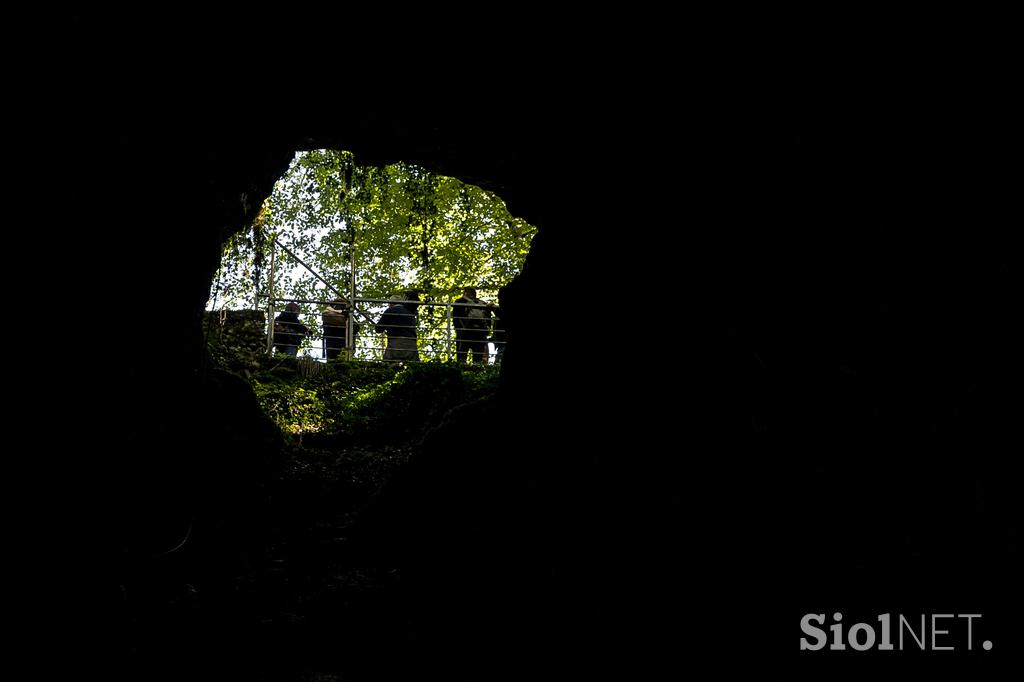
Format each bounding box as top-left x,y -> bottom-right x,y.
348,229 -> 356,357
446,302 -> 453,362
265,238 -> 277,356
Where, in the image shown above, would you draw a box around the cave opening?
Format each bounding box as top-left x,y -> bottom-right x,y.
206,148 -> 536,367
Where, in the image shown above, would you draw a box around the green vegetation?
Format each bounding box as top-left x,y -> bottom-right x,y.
210,149 -> 535,311
247,359 -> 502,500
251,359 -> 500,438
204,150 -> 517,489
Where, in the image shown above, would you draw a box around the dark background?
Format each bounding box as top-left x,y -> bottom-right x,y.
27,15 -> 1018,680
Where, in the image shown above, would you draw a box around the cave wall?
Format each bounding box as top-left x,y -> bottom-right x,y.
55,40 -> 1017,675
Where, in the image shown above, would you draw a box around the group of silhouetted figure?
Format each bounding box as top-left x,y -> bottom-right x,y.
272,287 -> 505,364
271,298 -> 354,360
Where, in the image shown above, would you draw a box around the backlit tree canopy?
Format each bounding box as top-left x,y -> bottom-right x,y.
208,150 -> 536,314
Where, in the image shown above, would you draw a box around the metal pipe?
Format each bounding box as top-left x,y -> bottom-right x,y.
266,238 -> 277,355
273,238 -> 347,304
348,221 -> 356,355
446,303 -> 453,362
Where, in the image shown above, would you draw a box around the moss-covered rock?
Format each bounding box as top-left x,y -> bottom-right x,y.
249,360 -> 500,443
203,309 -> 268,374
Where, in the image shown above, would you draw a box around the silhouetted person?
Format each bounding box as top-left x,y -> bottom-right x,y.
375,294 -> 419,362
452,287 -> 493,364
322,297 -> 356,360
272,302 -> 308,357
488,307 -> 507,363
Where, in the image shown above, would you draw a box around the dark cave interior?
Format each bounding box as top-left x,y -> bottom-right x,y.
44,40 -> 1018,680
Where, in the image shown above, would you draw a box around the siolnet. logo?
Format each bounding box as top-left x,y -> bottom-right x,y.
799,613 -> 993,652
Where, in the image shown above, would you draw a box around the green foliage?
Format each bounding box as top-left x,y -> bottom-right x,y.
253,383 -> 329,434
209,150 -> 535,313
202,309 -> 268,375
250,361 -> 501,438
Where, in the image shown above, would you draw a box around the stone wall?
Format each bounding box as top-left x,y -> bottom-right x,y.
203,309 -> 268,374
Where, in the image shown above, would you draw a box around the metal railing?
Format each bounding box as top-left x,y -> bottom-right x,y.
267,296 -> 506,364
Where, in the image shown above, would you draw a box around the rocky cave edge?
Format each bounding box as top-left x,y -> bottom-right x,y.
66,82 -> 1016,679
